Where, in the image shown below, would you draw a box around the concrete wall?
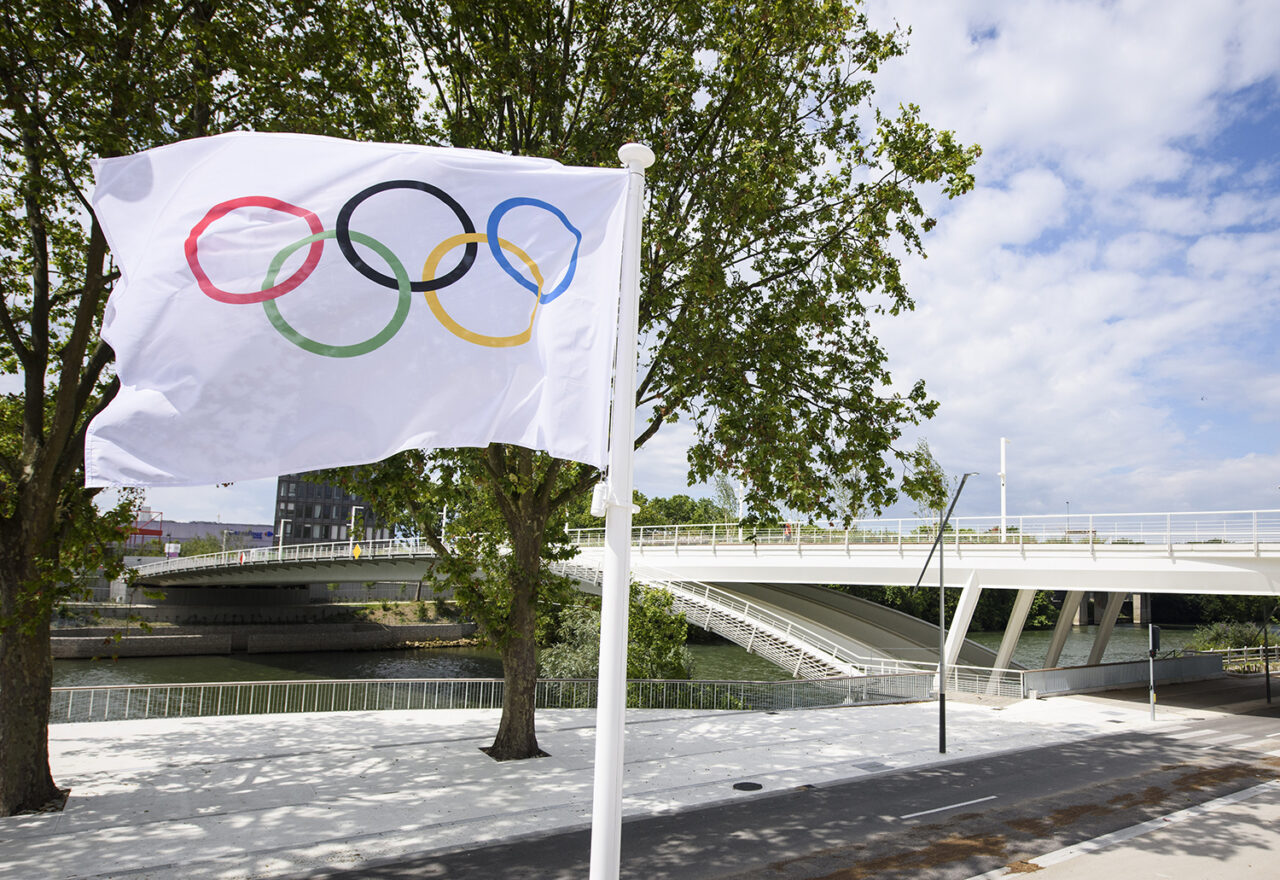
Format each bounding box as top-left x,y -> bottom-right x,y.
51,623 -> 476,659
246,624 -> 475,653
52,634 -> 233,659
1024,653 -> 1224,696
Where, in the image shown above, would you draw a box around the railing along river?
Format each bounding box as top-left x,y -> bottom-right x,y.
50,673 -> 969,723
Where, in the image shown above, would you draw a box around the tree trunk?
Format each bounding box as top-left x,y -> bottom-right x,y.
0,579 -> 61,815
484,515 -> 548,761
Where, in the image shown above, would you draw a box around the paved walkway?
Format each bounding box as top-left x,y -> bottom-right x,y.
1,684 -> 1275,879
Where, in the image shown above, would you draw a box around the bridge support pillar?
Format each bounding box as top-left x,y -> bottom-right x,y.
993,588 -> 1035,671
1086,591 -> 1126,665
1045,591 -> 1085,668
1130,592 -> 1147,624
943,573 -> 981,670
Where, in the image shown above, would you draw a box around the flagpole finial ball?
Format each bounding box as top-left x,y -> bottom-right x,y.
618,143 -> 655,169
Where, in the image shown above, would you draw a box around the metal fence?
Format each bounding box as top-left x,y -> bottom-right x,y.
49,673 -> 939,724
569,508 -> 1280,551
1199,645 -> 1280,672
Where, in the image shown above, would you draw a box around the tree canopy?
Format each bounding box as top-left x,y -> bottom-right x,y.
314,0 -> 978,759
0,0 -> 420,815
1,0 -> 979,803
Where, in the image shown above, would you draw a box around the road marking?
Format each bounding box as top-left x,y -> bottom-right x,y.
1198,733 -> 1252,749
1166,728 -> 1218,740
962,780 -> 1280,880
900,795 -> 997,820
1267,749 -> 1280,758
1267,731 -> 1280,738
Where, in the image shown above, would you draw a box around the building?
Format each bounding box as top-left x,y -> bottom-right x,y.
274,472 -> 391,545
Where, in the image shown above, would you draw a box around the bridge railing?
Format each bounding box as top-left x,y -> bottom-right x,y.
558,562 -> 1025,697
135,536 -> 438,577
49,674 -> 941,723
568,508 -> 1280,551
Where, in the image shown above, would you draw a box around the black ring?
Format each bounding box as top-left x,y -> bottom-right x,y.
335,180 -> 477,292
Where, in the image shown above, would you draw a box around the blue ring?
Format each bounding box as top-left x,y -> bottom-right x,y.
486,197 -> 582,304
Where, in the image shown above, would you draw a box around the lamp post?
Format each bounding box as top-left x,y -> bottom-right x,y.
1065,501 -> 1070,538
277,519 -> 291,559
911,472 -> 978,755
999,438 -> 1009,543
349,505 -> 363,552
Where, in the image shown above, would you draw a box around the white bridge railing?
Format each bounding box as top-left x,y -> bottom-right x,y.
137,508 -> 1280,582
553,561 -> 1026,698
569,508 -> 1280,553
135,535 -> 438,578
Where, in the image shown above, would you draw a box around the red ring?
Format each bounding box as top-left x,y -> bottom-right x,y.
185,196 -> 324,304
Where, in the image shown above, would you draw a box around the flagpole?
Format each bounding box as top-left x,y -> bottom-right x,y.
588,142 -> 654,880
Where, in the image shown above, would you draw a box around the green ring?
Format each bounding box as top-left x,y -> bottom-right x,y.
261,229 -> 412,358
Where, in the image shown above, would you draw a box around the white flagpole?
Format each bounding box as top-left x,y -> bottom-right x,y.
588,142 -> 655,880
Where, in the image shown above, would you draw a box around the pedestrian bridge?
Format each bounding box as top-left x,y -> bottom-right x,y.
131,509 -> 1280,689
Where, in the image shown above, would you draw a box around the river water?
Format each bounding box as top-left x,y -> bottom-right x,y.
52,640 -> 793,687
967,623 -> 1194,669
52,623 -> 1186,687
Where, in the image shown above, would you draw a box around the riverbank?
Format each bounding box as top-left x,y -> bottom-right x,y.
51,622 -> 478,659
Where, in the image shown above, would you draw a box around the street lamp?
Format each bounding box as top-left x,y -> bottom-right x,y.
277,519 -> 291,559
349,505 -> 363,552
912,472 -> 978,755
1065,500 -> 1070,537
999,438 -> 1009,543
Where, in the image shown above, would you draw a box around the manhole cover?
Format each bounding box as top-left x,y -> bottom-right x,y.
733,782 -> 764,791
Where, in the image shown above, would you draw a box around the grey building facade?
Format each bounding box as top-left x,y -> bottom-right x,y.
274,472 -> 390,546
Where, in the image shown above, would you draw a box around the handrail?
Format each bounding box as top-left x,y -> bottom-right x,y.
135,536 -> 437,577
554,559 -> 1023,689
568,508 -> 1280,549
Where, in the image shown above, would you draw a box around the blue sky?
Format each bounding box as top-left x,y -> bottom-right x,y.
137,0 -> 1280,524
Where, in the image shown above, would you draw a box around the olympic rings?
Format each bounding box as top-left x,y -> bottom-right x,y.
262,230 -> 412,358
186,196 -> 324,304
423,233 -> 543,348
336,180 -> 476,292
186,180 -> 580,357
486,197 -> 581,304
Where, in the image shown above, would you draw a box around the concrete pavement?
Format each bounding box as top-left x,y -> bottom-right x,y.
0,682 -> 1276,879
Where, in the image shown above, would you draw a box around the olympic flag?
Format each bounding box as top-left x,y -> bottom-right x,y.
85,132 -> 631,487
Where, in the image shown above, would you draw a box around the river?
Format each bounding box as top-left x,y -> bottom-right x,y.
52,640 -> 794,687
52,623 -> 1188,687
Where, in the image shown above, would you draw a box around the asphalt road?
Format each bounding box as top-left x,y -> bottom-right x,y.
300,696 -> 1280,880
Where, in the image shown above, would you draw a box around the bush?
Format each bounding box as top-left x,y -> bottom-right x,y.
1186,621 -> 1266,652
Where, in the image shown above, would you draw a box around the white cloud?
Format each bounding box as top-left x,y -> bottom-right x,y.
856,1 -> 1280,520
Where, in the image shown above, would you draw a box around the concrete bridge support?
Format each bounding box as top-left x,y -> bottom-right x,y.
943,573 -> 982,669
1045,590 -> 1085,668
1086,591 -> 1127,665
994,589 -> 1037,671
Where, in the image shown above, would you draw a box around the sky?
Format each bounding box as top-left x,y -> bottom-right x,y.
137,0 -> 1280,525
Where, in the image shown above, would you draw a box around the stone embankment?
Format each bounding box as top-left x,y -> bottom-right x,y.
52,622 -> 477,659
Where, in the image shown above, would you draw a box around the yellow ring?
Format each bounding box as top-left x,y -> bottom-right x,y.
423,232 -> 544,348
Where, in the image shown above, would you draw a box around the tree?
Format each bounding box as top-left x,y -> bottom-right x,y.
329,0 -> 977,760
0,0 -> 420,815
540,586 -> 694,681
902,438 -> 951,520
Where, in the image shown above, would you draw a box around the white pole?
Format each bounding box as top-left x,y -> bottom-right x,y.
999,437 -> 1008,543
589,141 -> 654,880
349,505 -> 363,552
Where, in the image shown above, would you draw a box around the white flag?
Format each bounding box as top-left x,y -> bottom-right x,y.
85,132 -> 630,487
